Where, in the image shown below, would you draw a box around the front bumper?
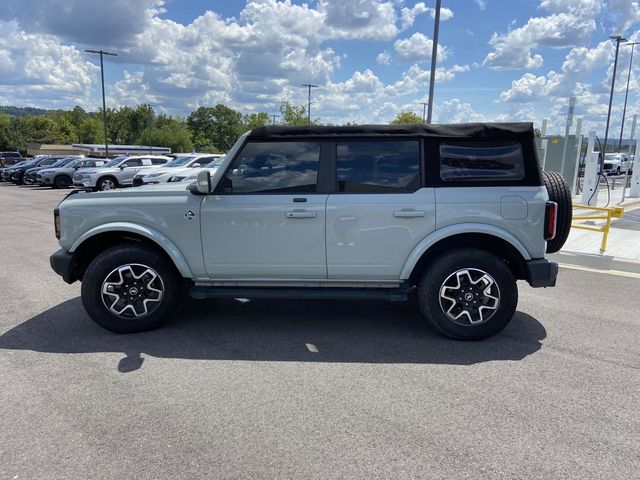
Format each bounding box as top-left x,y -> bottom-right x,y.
524,258 -> 558,288
50,249 -> 77,284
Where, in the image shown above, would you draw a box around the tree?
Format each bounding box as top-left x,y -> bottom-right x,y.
390,111 -> 423,125
279,101 -> 311,126
187,105 -> 243,152
242,112 -> 270,130
78,118 -> 102,144
25,116 -> 57,143
141,117 -> 193,153
54,116 -> 77,144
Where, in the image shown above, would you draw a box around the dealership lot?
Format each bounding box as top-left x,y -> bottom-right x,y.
1,184 -> 639,479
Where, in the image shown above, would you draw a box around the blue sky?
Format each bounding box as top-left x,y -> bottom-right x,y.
1,0 -> 639,135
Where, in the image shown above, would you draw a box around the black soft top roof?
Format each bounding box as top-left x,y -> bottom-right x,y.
247,122 -> 534,140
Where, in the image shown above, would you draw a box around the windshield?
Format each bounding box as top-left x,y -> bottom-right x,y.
8,161 -> 26,168
205,158 -> 224,168
50,157 -> 76,168
604,154 -> 619,160
164,155 -> 198,168
103,156 -> 127,167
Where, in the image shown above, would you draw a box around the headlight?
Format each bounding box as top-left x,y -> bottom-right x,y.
41,170 -> 53,174
148,173 -> 163,178
169,176 -> 185,182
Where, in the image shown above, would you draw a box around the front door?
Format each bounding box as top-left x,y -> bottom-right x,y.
201,140 -> 328,279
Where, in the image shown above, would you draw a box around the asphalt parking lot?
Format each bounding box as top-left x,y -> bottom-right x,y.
1,183 -> 639,480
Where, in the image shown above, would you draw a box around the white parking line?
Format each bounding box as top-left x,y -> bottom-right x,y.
559,263 -> 640,279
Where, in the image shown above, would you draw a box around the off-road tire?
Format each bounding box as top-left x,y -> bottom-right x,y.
81,244 -> 182,333
542,170 -> 572,253
417,248 -> 518,341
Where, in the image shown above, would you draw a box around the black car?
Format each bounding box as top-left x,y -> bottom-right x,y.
0,160 -> 27,182
23,156 -> 77,185
10,157 -> 58,184
0,151 -> 22,168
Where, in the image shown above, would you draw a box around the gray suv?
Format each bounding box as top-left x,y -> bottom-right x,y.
50,123 -> 571,340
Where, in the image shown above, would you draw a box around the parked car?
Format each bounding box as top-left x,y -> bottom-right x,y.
1,160 -> 27,182
38,158 -> 106,188
0,151 -> 22,168
13,156 -> 69,185
603,153 -> 631,175
132,154 -> 223,186
4,158 -> 42,184
74,155 -> 172,191
168,157 -> 225,183
51,123 -> 570,340
23,156 -> 79,185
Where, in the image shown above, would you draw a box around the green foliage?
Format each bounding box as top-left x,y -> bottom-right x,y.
279,101 -> 312,126
390,111 -> 423,125
139,116 -> 193,153
78,117 -> 103,144
187,104 -> 244,152
243,112 -> 270,130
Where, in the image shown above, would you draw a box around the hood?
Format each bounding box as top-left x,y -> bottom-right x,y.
79,181 -> 192,198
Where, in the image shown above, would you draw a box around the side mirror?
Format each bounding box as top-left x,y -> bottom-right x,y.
192,163 -> 201,168
119,164 -> 126,169
195,169 -> 211,194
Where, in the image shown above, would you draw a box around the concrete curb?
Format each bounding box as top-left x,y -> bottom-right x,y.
550,250 -> 640,275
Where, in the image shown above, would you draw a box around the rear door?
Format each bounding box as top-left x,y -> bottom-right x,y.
119,158 -> 147,185
326,139 -> 436,280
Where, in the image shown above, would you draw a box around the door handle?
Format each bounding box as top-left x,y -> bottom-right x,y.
286,210 -> 317,219
393,209 -> 427,218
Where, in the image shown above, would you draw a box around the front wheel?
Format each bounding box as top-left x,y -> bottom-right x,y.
53,175 -> 71,189
81,245 -> 182,333
417,248 -> 517,340
97,176 -> 118,191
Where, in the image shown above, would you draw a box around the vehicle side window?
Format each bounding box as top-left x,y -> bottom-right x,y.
440,142 -> 525,182
151,158 -> 167,165
123,159 -> 143,167
224,141 -> 320,194
336,140 -> 420,193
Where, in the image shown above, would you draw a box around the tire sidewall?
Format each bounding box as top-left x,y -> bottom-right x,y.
81,245 -> 181,333
54,175 -> 71,189
418,249 -> 518,341
98,177 -> 117,191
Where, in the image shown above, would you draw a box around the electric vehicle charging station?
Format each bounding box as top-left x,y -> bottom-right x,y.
630,139 -> 640,198
581,131 -> 601,206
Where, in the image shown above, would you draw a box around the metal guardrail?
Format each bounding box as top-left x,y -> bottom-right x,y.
572,204 -> 625,254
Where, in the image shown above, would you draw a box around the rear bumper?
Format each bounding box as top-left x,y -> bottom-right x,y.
524,258 -> 558,288
50,249 -> 77,284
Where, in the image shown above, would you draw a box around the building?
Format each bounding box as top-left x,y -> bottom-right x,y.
26,143 -> 171,157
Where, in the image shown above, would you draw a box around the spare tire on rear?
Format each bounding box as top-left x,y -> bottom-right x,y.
542,170 -> 572,253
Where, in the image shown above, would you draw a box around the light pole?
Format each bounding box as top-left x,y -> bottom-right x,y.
301,84 -> 318,125
146,103 -> 157,154
618,41 -> 639,152
601,35 -> 627,166
420,102 -> 429,123
426,0 -> 441,124
271,113 -> 278,125
85,49 -> 117,157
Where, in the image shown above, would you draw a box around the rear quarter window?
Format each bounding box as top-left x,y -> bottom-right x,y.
440,142 -> 525,182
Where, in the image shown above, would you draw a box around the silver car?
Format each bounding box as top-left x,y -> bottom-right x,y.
132,154 -> 222,186
38,157 -> 104,188
73,155 -> 172,191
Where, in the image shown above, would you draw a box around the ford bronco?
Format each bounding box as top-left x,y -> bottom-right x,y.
50,123 -> 571,340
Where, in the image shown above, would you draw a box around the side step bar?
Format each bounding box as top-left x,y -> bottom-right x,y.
189,286 -> 413,302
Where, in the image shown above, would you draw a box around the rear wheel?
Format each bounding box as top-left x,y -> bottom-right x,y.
53,175 -> 71,189
542,170 -> 572,253
81,245 -> 182,333
417,248 -> 517,341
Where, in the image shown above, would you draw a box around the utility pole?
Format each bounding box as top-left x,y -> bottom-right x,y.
419,102 -> 429,123
85,49 -> 117,157
619,41 -> 639,152
301,84 -> 318,125
426,0 -> 441,124
602,35 -> 627,166
271,114 -> 278,125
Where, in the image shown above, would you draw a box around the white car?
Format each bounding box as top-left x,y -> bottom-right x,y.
167,157 -> 225,183
603,153 -> 632,175
132,154 -> 223,186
